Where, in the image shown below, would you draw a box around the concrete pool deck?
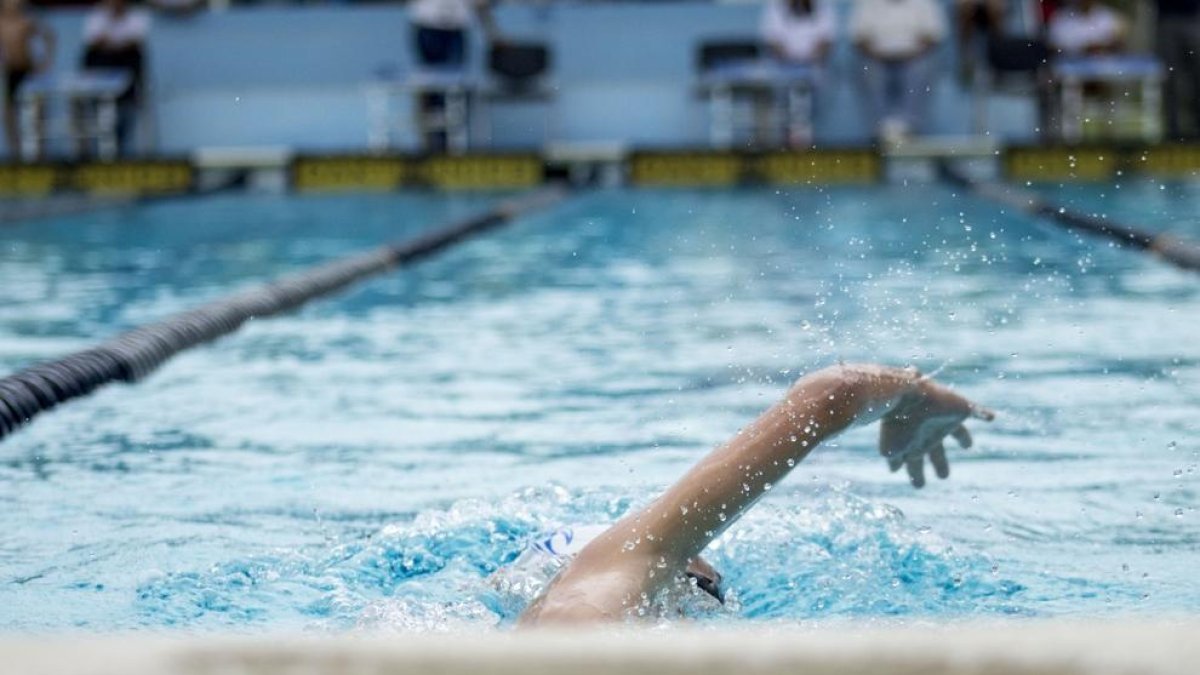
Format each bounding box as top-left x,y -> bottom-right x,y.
4,620 -> 1197,675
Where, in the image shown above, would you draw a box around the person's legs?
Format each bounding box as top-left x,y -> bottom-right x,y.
878,60 -> 912,140
115,97 -> 138,156
897,54 -> 935,135
1157,20 -> 1186,139
1035,65 -> 1059,141
1181,18 -> 1200,138
957,2 -> 995,87
859,57 -> 888,138
3,69 -> 28,159
887,61 -> 906,118
79,45 -> 143,156
2,104 -> 17,159
3,100 -> 17,160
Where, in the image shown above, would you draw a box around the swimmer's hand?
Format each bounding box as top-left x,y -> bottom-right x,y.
878,375 -> 994,488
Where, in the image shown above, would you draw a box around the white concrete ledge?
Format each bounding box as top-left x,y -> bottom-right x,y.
5,620 -> 1199,675
192,146 -> 294,170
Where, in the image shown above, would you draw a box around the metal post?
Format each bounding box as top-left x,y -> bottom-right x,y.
1142,72 -> 1162,142
1061,76 -> 1083,142
446,85 -> 469,153
711,84 -> 733,149
97,96 -> 118,159
17,93 -> 42,161
366,83 -> 391,151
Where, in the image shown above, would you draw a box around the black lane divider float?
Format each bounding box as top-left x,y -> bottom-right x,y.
937,160 -> 1200,273
0,186 -> 568,442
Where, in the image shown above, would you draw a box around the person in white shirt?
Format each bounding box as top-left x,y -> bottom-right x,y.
757,0 -> 837,146
78,0 -> 150,154
1047,0 -> 1126,56
760,0 -> 837,65
850,0 -> 947,142
84,0 -> 149,53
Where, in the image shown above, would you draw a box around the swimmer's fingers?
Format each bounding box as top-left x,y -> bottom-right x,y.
929,442 -> 950,480
905,453 -> 926,489
950,424 -> 973,450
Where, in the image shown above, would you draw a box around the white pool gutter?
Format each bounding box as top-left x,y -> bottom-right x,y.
4,620 -> 1197,675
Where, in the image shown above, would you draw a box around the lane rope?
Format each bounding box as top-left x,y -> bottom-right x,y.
0,186 -> 569,443
937,160 -> 1200,273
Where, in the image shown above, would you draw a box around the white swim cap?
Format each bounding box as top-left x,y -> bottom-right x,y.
531,524 -> 610,558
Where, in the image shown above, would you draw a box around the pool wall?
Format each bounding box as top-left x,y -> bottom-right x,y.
6,143 -> 1200,202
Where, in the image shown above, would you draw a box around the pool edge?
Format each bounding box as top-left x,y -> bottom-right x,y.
3,619 -> 1196,675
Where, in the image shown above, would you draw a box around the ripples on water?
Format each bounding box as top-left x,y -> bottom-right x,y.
132,485 -> 1027,631
0,185 -> 1197,631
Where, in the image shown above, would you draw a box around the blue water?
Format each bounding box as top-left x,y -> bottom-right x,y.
1035,179 -> 1200,239
0,185 -> 1196,632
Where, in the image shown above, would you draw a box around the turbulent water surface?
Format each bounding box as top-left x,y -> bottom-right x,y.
0,184 -> 1196,631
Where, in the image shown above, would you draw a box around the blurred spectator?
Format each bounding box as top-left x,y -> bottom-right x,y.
1156,0 -> 1200,138
1,0 -> 54,159
1046,0 -> 1126,55
851,0 -> 947,143
759,0 -> 836,146
77,0 -> 150,154
409,0 -> 503,151
760,0 -> 836,65
146,0 -> 205,18
955,0 -> 1005,84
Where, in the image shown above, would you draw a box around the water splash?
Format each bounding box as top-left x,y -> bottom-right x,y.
134,484 -> 1020,631
708,487 -> 1024,620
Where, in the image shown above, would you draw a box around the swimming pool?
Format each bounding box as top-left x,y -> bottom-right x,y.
1,184 -> 1196,631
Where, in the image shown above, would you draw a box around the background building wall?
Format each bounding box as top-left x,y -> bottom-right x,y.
34,1 -> 1040,154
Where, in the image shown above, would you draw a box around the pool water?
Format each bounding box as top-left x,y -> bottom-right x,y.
1,185 -> 1197,631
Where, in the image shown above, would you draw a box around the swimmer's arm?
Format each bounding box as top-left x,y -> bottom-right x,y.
518,364 -> 991,626
612,364 -> 993,565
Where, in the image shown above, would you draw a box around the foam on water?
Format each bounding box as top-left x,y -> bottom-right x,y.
1,186 -> 1197,631
129,484 -> 1024,631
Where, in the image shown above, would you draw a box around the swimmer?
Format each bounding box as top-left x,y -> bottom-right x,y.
518,363 -> 994,626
